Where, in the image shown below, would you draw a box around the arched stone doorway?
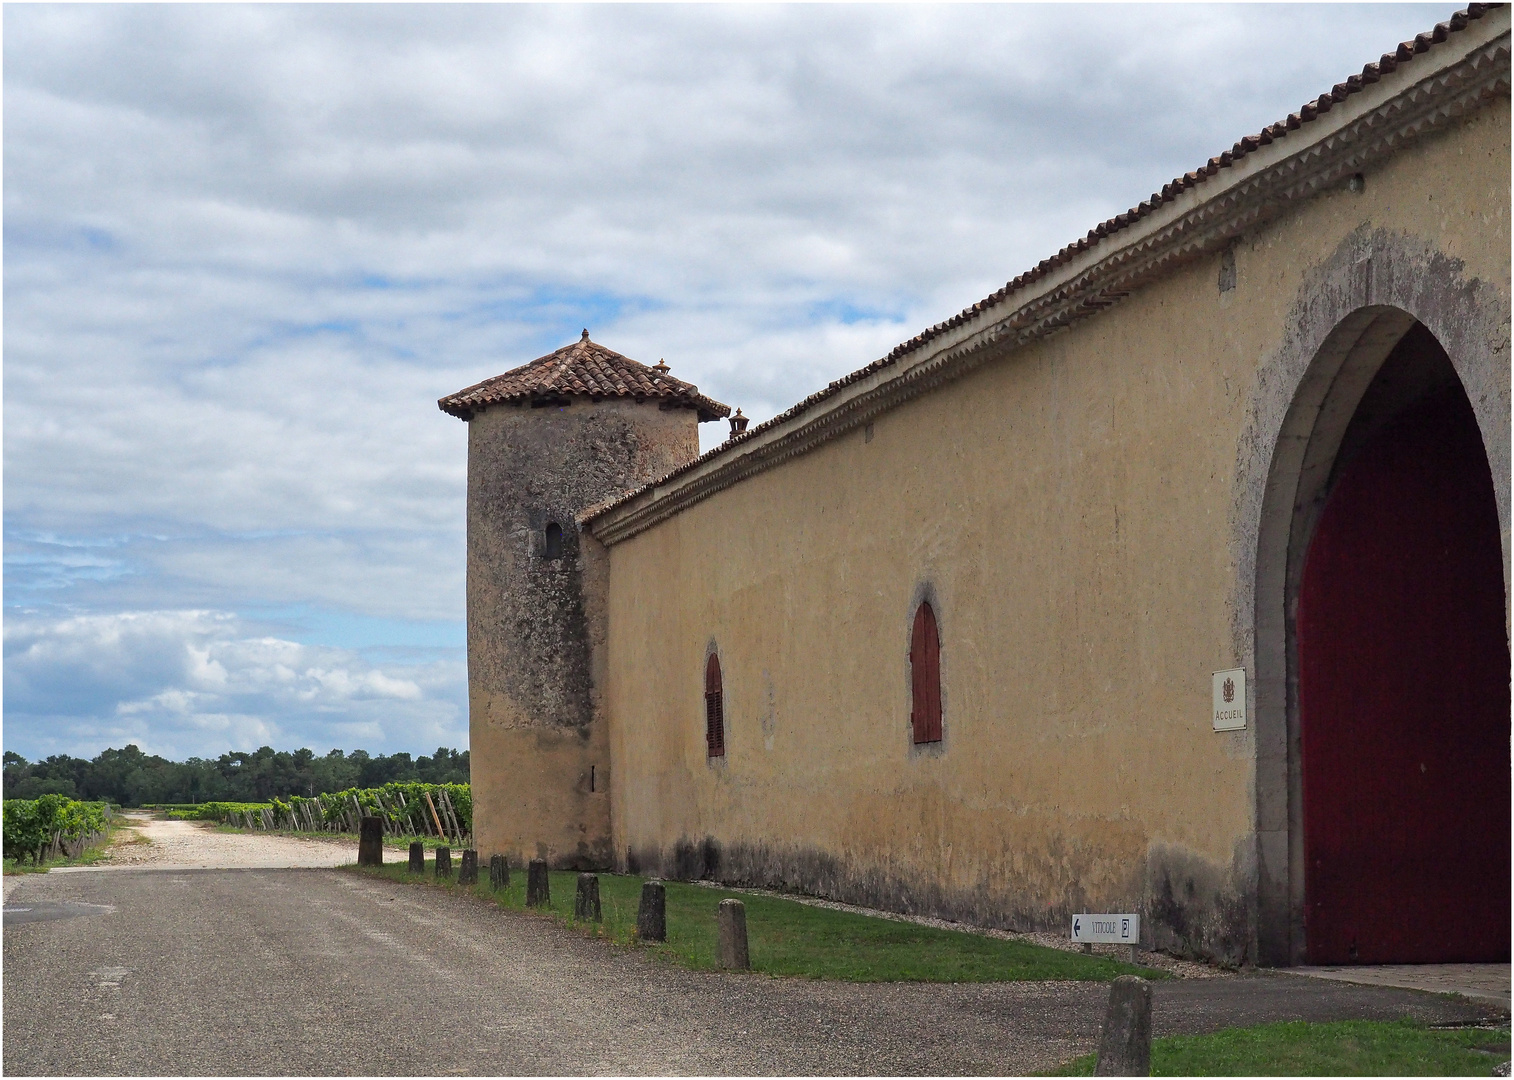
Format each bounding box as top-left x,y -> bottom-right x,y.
1296,323 -> 1509,964
1247,232 -> 1510,967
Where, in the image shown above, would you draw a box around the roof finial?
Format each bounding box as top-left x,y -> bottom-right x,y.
728,407 -> 749,436
581,328 -> 590,341
653,358 -> 670,374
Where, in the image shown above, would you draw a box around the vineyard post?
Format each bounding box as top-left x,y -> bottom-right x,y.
440,790 -> 462,843
449,790 -> 464,841
423,792 -> 445,839
396,792 -> 415,835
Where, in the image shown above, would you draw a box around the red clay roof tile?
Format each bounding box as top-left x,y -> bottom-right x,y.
582,3 -> 1502,525
438,330 -> 730,422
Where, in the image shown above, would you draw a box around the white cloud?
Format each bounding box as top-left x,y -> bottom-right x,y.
4,610 -> 464,760
3,4 -> 1452,756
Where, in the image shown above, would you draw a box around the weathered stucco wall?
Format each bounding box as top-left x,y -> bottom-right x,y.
467,396 -> 700,868
599,99 -> 1510,963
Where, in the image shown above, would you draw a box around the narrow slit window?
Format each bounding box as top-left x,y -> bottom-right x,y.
910,602 -> 942,744
705,653 -> 726,758
544,521 -> 563,560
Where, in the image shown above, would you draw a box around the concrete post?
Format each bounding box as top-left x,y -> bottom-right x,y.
637,880 -> 667,942
358,817 -> 384,867
527,858 -> 550,907
489,854 -> 509,890
435,846 -> 452,879
1094,975 -> 1152,1076
408,841 -> 425,874
459,849 -> 479,885
716,898 -> 749,970
575,873 -> 602,921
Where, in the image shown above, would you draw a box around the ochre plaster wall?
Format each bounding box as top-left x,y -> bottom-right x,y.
599,102 -> 1510,962
467,397 -> 699,868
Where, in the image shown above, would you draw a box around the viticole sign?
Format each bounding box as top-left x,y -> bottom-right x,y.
1071,913 -> 1140,944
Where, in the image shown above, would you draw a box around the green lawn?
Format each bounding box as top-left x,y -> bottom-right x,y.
1048,1019 -> 1512,1076
352,858 -> 1165,983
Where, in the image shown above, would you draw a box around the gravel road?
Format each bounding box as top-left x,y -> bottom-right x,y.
86,812 -> 402,871
4,858 -> 1502,1076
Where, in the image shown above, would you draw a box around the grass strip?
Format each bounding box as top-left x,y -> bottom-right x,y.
1047,1018 -> 1512,1076
352,859 -> 1165,983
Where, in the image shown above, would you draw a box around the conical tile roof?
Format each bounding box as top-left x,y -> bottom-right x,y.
439,330 -> 730,422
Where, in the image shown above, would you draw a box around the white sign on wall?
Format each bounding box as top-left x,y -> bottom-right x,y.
1212,667 -> 1246,731
1071,913 -> 1140,944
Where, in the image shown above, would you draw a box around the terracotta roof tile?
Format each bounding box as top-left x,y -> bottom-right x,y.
581,3 -> 1503,525
439,330 -> 730,422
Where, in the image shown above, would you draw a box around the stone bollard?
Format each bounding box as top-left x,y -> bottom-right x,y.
1094,975 -> 1152,1076
459,849 -> 479,885
637,880 -> 667,942
435,846 -> 452,879
408,841 -> 425,874
716,898 -> 750,970
489,854 -> 509,890
358,816 -> 384,867
575,873 -> 602,921
526,858 -> 550,907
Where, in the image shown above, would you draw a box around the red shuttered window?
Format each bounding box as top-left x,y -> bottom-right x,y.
705,653 -> 726,758
910,602 -> 942,744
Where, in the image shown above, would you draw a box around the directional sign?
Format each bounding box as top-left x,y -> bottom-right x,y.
1071,913 -> 1140,944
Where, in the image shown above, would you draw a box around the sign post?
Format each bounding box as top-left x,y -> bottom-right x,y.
1072,912 -> 1141,964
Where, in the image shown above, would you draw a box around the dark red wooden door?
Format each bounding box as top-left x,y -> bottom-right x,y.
1299,383 -> 1510,964
911,603 -> 942,744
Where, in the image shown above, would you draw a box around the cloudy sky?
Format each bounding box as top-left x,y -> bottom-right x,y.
5,3 -> 1452,762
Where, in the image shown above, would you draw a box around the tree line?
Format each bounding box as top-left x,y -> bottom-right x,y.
1,743 -> 470,807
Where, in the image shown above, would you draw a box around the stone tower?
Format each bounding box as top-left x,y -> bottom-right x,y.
439,331 -> 729,868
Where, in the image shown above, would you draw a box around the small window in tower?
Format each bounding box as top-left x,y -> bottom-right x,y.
910,601 -> 942,745
544,521 -> 563,560
705,652 -> 726,758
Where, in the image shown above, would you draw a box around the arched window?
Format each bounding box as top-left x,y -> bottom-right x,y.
544,521 -> 563,560
704,652 -> 725,758
910,602 -> 942,744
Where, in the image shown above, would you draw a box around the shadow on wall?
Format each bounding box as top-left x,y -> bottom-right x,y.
624,835 -> 1256,966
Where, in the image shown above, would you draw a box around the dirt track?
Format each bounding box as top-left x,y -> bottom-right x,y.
91,812 -> 397,870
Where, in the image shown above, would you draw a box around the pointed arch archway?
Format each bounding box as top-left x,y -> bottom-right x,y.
1252,298 -> 1511,965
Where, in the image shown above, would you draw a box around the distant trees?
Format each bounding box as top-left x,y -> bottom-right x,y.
1,745 -> 470,807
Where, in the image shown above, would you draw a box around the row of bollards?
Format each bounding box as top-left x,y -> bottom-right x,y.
373,831 -> 752,971
371,825 -> 1146,1071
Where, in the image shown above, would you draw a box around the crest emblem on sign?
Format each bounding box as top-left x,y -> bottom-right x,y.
1222,677 -> 1235,703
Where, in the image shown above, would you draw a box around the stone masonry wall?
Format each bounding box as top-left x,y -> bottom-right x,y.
467,396 -> 700,868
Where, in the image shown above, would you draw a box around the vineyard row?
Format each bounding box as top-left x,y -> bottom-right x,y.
2,795 -> 115,864
161,783 -> 473,845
